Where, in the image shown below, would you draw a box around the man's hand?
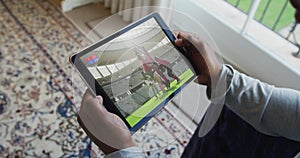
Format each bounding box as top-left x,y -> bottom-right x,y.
174,32 -> 223,96
78,90 -> 136,155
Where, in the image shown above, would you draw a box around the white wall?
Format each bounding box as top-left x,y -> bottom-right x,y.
171,0 -> 300,91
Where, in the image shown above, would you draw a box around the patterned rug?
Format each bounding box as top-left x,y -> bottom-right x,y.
0,0 -> 192,157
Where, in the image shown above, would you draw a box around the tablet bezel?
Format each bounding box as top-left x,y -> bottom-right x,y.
70,12 -> 198,132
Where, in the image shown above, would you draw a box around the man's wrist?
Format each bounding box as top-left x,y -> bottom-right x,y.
206,64 -> 234,100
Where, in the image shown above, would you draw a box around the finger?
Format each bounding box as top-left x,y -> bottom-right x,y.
173,30 -> 180,37
176,31 -> 192,40
175,37 -> 193,47
82,89 -> 95,102
178,31 -> 203,43
197,75 -> 210,86
176,32 -> 199,47
174,38 -> 184,46
82,89 -> 104,107
173,31 -> 178,37
177,32 -> 201,44
80,95 -> 107,122
81,90 -> 106,116
96,96 -> 103,105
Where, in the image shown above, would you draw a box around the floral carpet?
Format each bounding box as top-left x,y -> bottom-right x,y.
0,0 -> 191,157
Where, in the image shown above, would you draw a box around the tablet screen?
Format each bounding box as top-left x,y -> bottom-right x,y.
77,15 -> 196,130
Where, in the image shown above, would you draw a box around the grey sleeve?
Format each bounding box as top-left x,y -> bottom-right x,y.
224,65 -> 300,142
263,87 -> 300,141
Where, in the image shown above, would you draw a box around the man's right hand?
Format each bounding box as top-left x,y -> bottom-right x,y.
174,32 -> 223,96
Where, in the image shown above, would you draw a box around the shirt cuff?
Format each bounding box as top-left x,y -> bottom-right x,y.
104,146 -> 144,158
210,64 -> 234,104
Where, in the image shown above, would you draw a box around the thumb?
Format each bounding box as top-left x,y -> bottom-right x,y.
96,96 -> 103,104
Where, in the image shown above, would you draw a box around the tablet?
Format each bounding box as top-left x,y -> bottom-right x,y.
70,12 -> 198,132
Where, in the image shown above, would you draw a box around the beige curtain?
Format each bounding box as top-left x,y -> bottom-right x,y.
102,0 -> 171,22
